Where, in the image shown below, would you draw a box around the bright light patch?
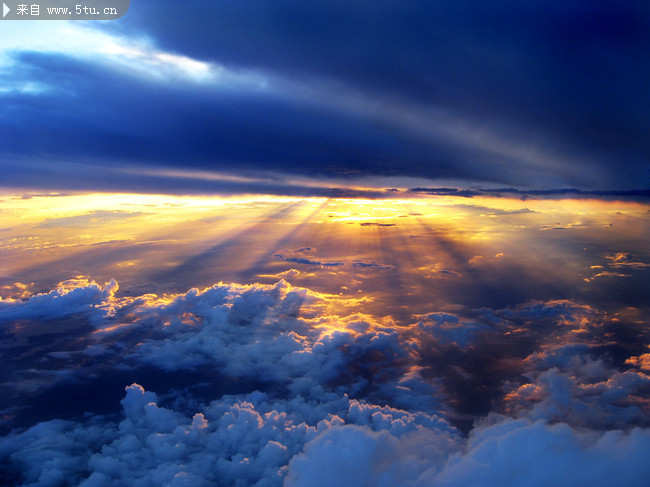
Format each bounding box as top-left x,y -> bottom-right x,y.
0,21 -> 267,89
99,41 -> 214,82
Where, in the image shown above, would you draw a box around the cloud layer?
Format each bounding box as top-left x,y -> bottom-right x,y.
2,2 -> 649,193
2,382 -> 649,486
1,277 -> 649,485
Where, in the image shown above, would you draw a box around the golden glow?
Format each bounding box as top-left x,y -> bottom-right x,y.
1,191 -> 648,323
91,322 -> 136,334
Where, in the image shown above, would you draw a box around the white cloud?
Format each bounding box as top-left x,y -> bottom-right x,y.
413,313 -> 487,347
0,382 -> 455,486
0,21 -> 267,91
0,277 -> 118,322
505,365 -> 650,428
2,278 -> 649,485
418,419 -> 650,487
2,382 -> 648,486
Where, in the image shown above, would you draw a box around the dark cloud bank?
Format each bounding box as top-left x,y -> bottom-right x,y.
1,278 -> 649,485
2,2 -> 649,193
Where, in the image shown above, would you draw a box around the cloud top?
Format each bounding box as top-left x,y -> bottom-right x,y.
1,276 -> 649,485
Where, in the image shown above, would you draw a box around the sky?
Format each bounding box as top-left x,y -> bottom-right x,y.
1,2 -> 650,486
1,1 -> 649,195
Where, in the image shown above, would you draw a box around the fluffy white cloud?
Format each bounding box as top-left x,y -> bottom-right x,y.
626,351 -> 650,371
2,278 -> 649,485
2,383 -> 648,486
0,278 -> 118,322
417,418 -> 650,487
0,22 -> 266,91
412,313 -> 487,347
505,365 -> 650,428
0,382 -> 455,486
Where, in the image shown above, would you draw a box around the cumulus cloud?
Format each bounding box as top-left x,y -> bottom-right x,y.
0,278 -> 118,322
288,418 -> 650,487
413,313 -> 487,347
1,278 -> 649,485
416,419 -> 650,487
273,269 -> 301,279
0,282 -> 34,300
1,382 -> 648,486
626,351 -> 650,371
505,364 -> 650,428
119,281 -> 423,408
0,381 -> 457,486
0,278 -> 430,413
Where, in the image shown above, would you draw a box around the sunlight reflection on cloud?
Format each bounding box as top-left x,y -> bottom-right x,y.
0,194 -> 648,485
0,21 -> 267,89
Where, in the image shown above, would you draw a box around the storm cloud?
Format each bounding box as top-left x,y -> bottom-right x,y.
1,1 -> 649,194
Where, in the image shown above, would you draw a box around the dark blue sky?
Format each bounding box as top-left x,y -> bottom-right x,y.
1,1 -> 649,194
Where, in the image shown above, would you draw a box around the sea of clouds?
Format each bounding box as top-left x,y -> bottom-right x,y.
1,278 -> 649,486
